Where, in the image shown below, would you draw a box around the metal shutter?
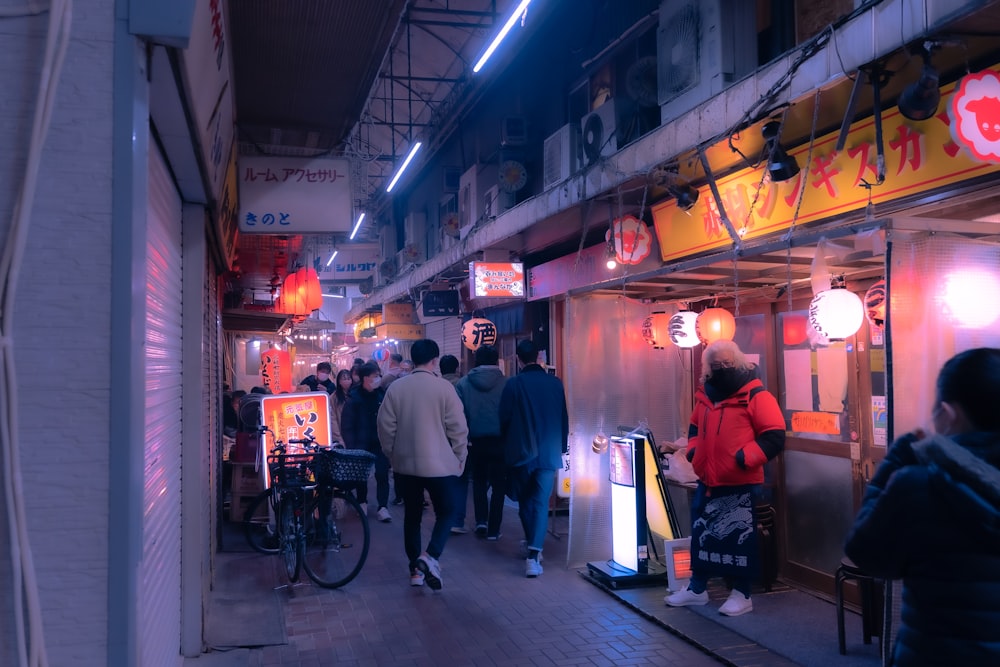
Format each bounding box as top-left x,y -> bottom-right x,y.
426,316 -> 463,358
205,254 -> 221,564
140,145 -> 184,667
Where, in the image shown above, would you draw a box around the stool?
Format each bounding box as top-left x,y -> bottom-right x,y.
835,556 -> 883,655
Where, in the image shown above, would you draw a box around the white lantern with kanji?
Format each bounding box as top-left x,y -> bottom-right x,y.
462,317 -> 498,351
668,311 -> 700,348
808,288 -> 865,340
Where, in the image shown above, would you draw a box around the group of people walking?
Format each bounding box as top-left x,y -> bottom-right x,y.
299,338 -> 568,590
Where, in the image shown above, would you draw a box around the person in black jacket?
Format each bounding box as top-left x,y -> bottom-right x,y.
341,362 -> 391,522
297,361 -> 335,394
845,348 -> 1000,666
499,339 -> 568,578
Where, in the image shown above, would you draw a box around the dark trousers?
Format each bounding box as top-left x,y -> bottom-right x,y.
357,450 -> 390,509
453,453 -> 471,528
470,437 -> 506,536
397,473 -> 456,569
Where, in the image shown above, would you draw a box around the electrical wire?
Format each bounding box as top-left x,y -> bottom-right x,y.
1,0 -> 72,665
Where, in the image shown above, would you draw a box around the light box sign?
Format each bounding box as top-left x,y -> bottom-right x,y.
470,262 -> 525,298
316,245 -> 379,281
239,155 -> 353,233
259,393 -> 333,460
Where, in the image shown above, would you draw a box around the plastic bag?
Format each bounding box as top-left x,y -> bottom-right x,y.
663,447 -> 699,484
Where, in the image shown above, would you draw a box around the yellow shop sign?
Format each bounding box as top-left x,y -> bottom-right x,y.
652,65 -> 1000,262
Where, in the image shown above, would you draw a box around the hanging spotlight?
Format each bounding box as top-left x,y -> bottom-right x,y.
898,46 -> 940,121
605,240 -> 617,270
762,121 -> 800,183
668,182 -> 699,211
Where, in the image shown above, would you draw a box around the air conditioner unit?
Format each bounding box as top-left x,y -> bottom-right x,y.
657,0 -> 757,122
403,211 -> 426,262
458,165 -> 478,229
543,123 -> 581,189
500,116 -> 527,146
482,185 -> 514,221
580,99 -> 629,166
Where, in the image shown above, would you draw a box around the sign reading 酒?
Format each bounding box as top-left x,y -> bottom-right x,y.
239,155 -> 353,233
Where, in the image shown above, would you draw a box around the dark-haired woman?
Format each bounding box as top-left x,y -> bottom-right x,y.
329,369 -> 352,446
846,348 -> 1000,666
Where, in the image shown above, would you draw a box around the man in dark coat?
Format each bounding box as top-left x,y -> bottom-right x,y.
845,348 -> 1000,666
297,361 -> 335,394
499,339 -> 568,578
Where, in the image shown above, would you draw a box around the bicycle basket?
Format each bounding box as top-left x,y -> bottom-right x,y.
267,453 -> 315,487
311,449 -> 376,485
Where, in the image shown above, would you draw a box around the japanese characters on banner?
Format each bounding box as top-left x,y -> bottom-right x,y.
316,244 -> 379,281
260,348 -> 293,394
239,155 -> 353,233
260,393 -> 333,453
470,262 -> 525,298
651,65 -> 1000,262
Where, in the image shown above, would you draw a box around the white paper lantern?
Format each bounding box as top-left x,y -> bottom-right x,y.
808,288 -> 864,340
668,311 -> 700,348
941,269 -> 1000,329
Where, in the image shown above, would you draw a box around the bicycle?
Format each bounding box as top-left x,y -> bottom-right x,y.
243,429 -> 376,589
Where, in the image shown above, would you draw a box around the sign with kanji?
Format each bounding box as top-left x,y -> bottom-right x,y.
260,393 -> 333,453
260,348 -> 292,393
470,262 -> 525,298
652,64 -> 1000,262
239,155 -> 353,233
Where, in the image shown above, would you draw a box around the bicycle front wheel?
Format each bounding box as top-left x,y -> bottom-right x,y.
279,496 -> 301,582
243,489 -> 279,554
302,489 -> 370,589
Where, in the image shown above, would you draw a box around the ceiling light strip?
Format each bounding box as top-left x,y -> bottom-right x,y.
385,141 -> 423,193
473,0 -> 532,73
349,213 -> 366,240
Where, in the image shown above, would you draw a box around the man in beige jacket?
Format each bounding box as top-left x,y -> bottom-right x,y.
377,338 -> 469,590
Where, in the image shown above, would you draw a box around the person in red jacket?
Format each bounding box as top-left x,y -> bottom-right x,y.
665,340 -> 785,616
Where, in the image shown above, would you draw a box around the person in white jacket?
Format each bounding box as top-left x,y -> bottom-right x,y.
377,338 -> 469,590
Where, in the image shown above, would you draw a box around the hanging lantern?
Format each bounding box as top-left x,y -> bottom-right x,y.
695,308 -> 736,345
461,317 -> 498,351
592,432 -> 609,454
280,272 -> 306,315
808,288 -> 865,340
863,279 -> 887,330
782,313 -> 809,346
372,347 -> 390,363
640,312 -> 672,349
668,311 -> 700,348
297,267 -> 323,312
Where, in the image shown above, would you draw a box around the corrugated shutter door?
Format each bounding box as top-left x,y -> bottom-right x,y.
425,317 -> 463,358
140,145 -> 184,667
205,255 -> 221,560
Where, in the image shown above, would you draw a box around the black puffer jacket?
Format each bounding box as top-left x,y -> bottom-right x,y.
845,432 -> 1000,666
340,386 -> 385,453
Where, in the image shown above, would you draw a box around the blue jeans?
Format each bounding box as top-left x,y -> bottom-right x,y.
396,473 -> 456,568
518,467 -> 555,553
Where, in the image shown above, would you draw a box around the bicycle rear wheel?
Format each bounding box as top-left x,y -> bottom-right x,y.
302,489 -> 370,589
279,496 -> 301,582
243,489 -> 279,554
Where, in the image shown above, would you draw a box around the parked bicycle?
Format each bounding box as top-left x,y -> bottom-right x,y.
243,428 -> 376,588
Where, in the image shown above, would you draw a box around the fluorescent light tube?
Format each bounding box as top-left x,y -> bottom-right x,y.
325,249 -> 339,267
385,142 -> 422,193
322,292 -> 344,298
349,213 -> 366,240
473,0 -> 531,73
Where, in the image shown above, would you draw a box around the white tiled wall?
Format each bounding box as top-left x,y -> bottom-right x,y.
1,3 -> 115,665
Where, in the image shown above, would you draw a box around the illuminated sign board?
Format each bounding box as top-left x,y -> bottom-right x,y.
470,262 -> 525,298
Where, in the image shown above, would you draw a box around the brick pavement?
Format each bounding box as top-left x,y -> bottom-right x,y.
213,500 -> 726,667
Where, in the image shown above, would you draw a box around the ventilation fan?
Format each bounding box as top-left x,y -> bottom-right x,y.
401,243 -> 421,262
658,2 -> 700,98
442,211 -> 461,238
626,55 -> 659,108
581,101 -> 622,165
499,160 -> 528,193
379,258 -> 398,281
359,276 -> 374,295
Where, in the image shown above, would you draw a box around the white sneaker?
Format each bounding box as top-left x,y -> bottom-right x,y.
416,553 -> 442,591
409,570 -> 425,587
664,587 -> 709,607
719,589 -> 753,616
525,558 -> 543,578
376,506 -> 391,523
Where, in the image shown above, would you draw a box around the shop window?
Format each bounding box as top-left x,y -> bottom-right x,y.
776,310 -> 852,444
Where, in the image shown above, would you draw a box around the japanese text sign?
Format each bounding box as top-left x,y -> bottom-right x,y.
652,65 -> 1000,262
260,393 -> 333,452
239,155 -> 353,233
470,262 -> 525,298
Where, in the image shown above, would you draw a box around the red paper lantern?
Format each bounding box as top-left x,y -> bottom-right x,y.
297,267 -> 323,312
782,314 -> 808,346
281,272 -> 309,315
640,312 -> 672,349
864,279 -> 886,330
461,318 -> 497,351
695,308 -> 736,345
